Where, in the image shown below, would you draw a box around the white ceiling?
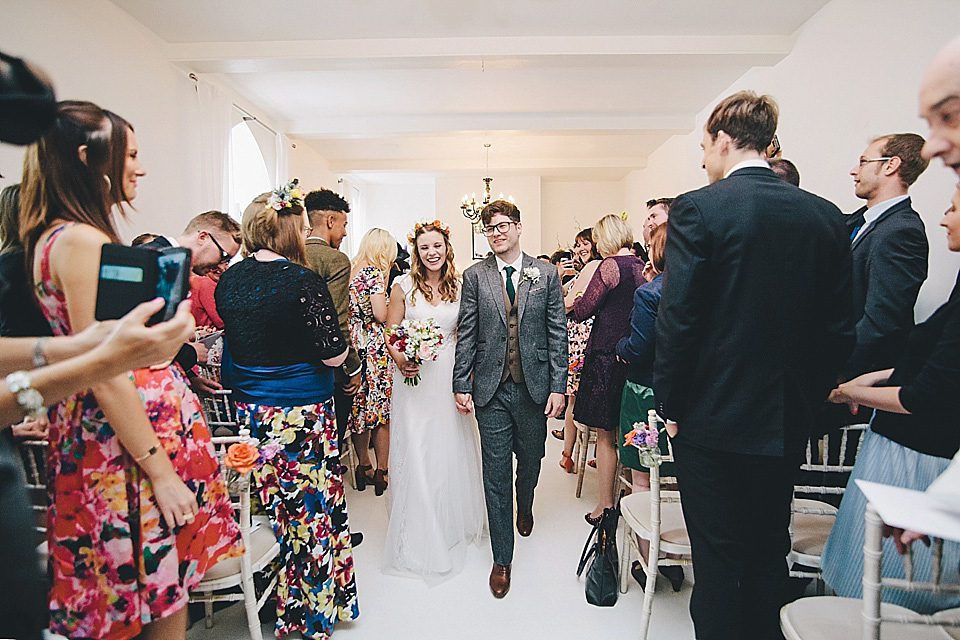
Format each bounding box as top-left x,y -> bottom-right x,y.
110,0 -> 832,181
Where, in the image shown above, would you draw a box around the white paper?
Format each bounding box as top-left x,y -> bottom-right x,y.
856,479 -> 960,543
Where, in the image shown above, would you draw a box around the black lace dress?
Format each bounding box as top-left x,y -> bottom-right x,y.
215,257 -> 359,639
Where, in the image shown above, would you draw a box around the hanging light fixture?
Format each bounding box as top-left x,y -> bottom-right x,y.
461,143 -> 514,223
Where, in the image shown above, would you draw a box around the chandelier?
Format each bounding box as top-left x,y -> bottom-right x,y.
461,143 -> 514,223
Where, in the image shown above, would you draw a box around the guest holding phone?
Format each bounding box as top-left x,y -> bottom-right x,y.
19,101 -> 240,640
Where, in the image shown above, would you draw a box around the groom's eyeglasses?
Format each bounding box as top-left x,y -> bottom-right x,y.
482,221 -> 517,236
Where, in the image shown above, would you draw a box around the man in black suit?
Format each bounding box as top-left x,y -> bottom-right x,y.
843,133 -> 929,380
654,91 -> 855,640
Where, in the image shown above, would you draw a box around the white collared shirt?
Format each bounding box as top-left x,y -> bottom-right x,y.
724,158 -> 771,179
851,195 -> 910,244
495,254 -> 523,291
162,235 -> 180,247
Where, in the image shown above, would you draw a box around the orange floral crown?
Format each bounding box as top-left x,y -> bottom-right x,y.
407,218 -> 451,244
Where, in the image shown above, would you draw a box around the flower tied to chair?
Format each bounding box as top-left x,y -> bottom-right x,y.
267,178 -> 304,213
224,427 -> 261,474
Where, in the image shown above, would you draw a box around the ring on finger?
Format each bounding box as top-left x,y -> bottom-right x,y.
183,513 -> 195,522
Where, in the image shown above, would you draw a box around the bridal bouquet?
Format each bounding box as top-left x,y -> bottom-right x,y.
623,420 -> 664,468
387,318 -> 444,387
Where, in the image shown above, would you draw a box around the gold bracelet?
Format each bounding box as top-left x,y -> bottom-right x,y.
133,444 -> 160,464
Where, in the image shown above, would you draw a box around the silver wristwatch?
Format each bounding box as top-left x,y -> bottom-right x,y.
5,371 -> 46,419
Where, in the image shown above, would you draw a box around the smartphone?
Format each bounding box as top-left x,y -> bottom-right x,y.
95,244 -> 192,325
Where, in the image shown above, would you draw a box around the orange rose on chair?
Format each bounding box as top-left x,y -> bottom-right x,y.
224,442 -> 261,474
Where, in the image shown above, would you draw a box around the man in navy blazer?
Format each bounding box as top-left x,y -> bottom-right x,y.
843,133 -> 929,380
654,91 -> 855,640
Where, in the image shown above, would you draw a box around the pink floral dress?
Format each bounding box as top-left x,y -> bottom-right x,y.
348,265 -> 393,433
35,224 -> 242,639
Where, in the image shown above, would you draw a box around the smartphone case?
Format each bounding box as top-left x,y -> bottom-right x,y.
94,244 -> 191,324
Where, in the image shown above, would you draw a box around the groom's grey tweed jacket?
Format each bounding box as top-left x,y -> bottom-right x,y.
454,253 -> 568,407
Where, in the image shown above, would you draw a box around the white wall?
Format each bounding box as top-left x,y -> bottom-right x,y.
540,179 -> 628,254
624,0 -> 960,321
356,179 -> 437,260
0,0 -> 334,241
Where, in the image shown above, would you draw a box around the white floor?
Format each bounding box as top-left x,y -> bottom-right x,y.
187,418 -> 696,640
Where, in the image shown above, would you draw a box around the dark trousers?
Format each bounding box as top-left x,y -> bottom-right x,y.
673,438 -> 796,640
0,436 -> 45,640
475,379 -> 547,566
333,382 -> 351,456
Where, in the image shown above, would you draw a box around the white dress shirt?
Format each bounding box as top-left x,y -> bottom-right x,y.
495,254 -> 523,292
724,158 -> 771,179
851,195 -> 909,244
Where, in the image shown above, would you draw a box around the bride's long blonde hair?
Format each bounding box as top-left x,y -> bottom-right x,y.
408,222 -> 459,305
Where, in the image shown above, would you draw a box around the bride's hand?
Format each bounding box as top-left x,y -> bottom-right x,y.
393,354 -> 420,379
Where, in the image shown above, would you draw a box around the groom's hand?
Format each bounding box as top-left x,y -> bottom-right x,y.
455,393 -> 474,414
544,392 -> 565,419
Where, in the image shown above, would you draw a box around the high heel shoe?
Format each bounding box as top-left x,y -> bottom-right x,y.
373,469 -> 388,496
659,565 -> 684,592
559,451 -> 575,474
355,464 -> 373,491
584,512 -> 602,527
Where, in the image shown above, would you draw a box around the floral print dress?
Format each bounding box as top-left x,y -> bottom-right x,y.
348,265 -> 392,433
34,224 -> 241,640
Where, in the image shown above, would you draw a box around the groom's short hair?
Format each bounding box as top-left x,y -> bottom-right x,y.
480,200 -> 520,226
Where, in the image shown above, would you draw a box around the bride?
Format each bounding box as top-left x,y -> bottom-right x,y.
382,219 -> 486,582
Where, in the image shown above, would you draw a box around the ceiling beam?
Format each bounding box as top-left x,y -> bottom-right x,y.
287,114 -> 693,137
165,34 -> 793,73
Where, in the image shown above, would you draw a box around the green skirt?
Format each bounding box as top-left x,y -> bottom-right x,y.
618,380 -> 674,475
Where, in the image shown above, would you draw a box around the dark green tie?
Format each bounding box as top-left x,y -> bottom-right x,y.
504,266 -> 516,306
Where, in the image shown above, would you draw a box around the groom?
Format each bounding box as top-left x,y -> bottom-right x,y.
454,200 -> 568,598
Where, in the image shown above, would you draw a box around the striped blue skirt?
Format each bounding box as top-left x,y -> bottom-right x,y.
821,428 -> 960,614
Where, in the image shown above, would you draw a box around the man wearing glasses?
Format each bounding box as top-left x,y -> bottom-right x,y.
142,210 -> 241,272
454,200 -> 568,598
844,134 -> 930,380
138,211 -> 241,385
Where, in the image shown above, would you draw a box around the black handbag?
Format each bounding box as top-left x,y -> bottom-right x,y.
577,502 -> 620,607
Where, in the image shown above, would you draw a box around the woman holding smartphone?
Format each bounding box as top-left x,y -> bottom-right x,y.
19,101 -> 240,640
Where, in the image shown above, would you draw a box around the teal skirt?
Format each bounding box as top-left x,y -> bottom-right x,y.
618,380 -> 674,475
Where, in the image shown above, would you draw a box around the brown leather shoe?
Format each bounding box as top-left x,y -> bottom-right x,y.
516,512 -> 534,537
489,563 -> 511,598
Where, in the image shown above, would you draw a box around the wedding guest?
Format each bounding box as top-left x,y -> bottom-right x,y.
769,157 -> 801,186
843,133 -> 929,382
822,183 -> 960,613
642,198 -> 672,255
304,188 -> 363,452
0,184 -> 51,339
615,223 -> 683,591
571,214 -> 644,523
654,91 -> 853,640
19,101 -> 241,640
920,32 -> 960,179
554,227 -> 600,470
348,228 -> 397,495
216,189 -> 359,638
189,260 -> 226,330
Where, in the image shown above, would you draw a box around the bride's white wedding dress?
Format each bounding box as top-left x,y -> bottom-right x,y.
382,275 -> 486,583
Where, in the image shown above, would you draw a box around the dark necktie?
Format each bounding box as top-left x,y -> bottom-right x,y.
504,266 -> 516,306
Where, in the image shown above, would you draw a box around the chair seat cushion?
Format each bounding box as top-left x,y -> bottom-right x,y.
781,596 -> 955,639
198,524 -> 280,584
621,490 -> 689,548
791,500 -> 837,562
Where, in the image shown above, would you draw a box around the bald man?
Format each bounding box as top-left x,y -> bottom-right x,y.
920,33 -> 960,176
